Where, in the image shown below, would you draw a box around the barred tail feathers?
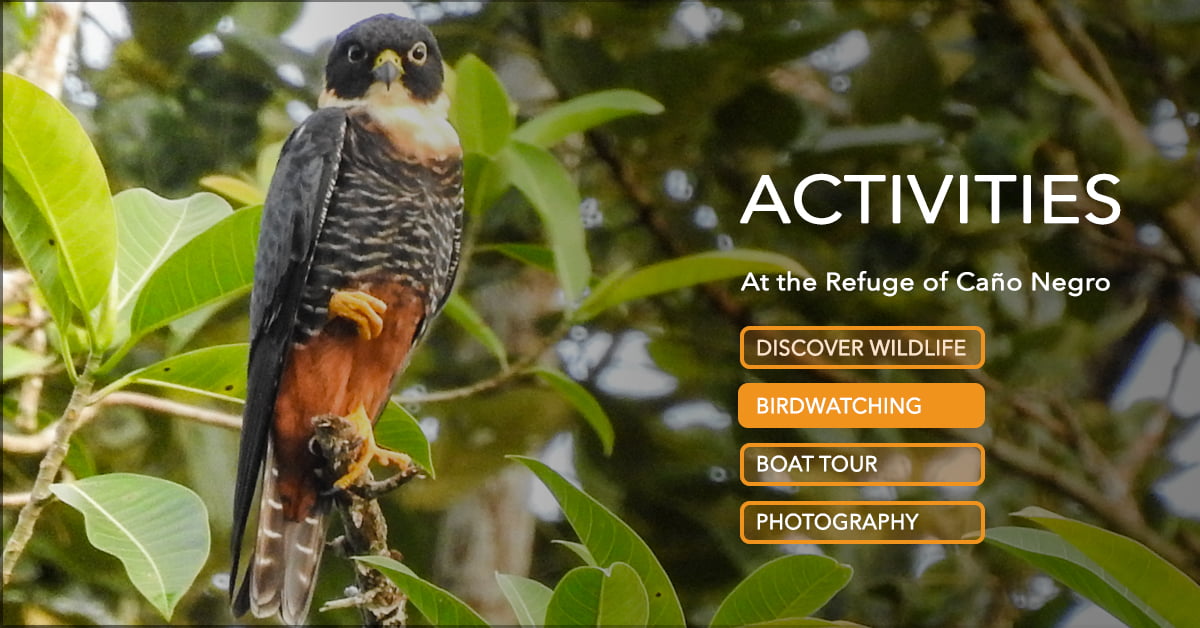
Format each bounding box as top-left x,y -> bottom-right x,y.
246,444 -> 328,625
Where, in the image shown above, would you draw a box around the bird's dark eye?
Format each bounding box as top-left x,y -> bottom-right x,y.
408,41 -> 428,65
346,44 -> 366,63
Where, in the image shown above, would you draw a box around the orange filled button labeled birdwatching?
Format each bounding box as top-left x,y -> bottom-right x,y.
738,382 -> 984,429
741,501 -> 985,544
741,443 -> 985,486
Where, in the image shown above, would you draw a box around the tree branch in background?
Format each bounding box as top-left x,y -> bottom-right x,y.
585,130 -> 755,329
1001,0 -> 1200,271
2,2 -> 82,100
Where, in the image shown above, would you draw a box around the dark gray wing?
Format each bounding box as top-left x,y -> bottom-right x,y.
229,108 -> 347,599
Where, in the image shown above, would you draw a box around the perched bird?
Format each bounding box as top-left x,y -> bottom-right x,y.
229,14 -> 462,624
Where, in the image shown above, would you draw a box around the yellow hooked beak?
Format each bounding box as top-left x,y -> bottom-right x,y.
372,49 -> 403,88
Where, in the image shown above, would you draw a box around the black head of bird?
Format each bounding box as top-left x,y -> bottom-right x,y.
322,14 -> 445,105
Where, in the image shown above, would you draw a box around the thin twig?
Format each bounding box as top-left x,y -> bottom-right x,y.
97,391 -> 242,430
394,319 -> 571,405
2,353 -> 99,586
2,492 -> 32,509
3,391 -> 242,456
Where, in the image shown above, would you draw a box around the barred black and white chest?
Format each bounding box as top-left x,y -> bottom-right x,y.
294,108 -> 463,343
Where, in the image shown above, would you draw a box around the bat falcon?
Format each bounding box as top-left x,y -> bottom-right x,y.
229,14 -> 462,623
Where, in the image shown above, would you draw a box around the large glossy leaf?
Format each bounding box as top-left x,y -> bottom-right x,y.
545,563 -> 649,627
514,457 -> 685,626
496,573 -> 553,627
1013,507 -> 1200,628
3,73 -> 115,329
3,169 -> 77,366
113,190 -> 233,330
575,249 -> 809,321
130,206 -> 261,339
443,293 -> 507,366
355,556 -> 488,626
498,142 -> 591,306
710,555 -> 853,627
450,54 -> 513,157
374,400 -> 435,478
986,527 -> 1168,628
513,89 -> 664,148
533,367 -> 614,455
49,474 -> 209,620
102,343 -> 249,404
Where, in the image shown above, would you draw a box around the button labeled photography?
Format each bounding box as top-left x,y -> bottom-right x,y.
741,501 -> 986,544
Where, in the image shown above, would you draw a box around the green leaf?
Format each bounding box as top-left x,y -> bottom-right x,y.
710,555 -> 853,627
533,368 -> 614,455
49,474 -> 210,620
986,527 -> 1168,628
130,206 -> 261,339
575,249 -> 809,321
3,169 -> 77,368
497,142 -> 591,306
1013,507 -> 1200,628
514,89 -> 664,148
255,141 -> 284,193
199,175 -> 264,207
2,344 -> 51,381
113,190 -> 233,338
443,293 -> 507,366
553,540 -> 598,566
479,243 -> 556,273
462,152 -> 509,216
496,573 -> 553,627
513,456 -> 684,626
355,556 -> 488,626
3,73 -> 116,333
105,343 -> 249,404
374,401 -> 435,478
545,563 -> 649,627
450,54 -> 513,157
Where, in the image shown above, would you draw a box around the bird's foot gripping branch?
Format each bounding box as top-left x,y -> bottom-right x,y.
311,413 -> 419,627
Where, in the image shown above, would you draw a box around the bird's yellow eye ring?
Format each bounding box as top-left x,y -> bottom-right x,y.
408,41 -> 428,65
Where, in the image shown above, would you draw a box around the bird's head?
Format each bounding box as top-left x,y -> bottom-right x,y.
321,14 -> 445,107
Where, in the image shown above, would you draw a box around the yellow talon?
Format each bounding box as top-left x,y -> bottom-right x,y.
329,290 -> 387,340
334,404 -> 413,489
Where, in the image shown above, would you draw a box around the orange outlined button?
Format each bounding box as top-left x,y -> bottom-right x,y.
741,501 -> 985,544
741,443 -> 984,486
738,382 -> 985,429
741,326 -> 985,369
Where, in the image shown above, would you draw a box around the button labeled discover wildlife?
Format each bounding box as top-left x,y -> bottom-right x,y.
741,443 -> 985,486
741,326 -> 985,369
741,501 -> 985,544
738,382 -> 985,429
